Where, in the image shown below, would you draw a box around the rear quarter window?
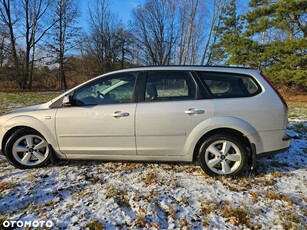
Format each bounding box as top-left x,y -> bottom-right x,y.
196,71 -> 261,98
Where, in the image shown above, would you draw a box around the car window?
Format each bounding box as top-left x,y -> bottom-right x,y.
197,72 -> 261,98
73,73 -> 136,106
242,77 -> 259,94
145,71 -> 196,102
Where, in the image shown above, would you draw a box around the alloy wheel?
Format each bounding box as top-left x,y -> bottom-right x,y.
12,134 -> 49,166
205,140 -> 242,175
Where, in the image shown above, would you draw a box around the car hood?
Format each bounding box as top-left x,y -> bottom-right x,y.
10,104 -> 42,114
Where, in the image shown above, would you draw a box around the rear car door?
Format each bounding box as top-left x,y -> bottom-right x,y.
135,71 -> 213,156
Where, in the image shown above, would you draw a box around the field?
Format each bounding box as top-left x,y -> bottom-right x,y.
0,92 -> 306,229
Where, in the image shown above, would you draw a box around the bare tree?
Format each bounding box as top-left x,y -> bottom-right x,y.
131,0 -> 177,65
0,24 -> 9,67
1,0 -> 56,89
114,25 -> 135,68
49,0 -> 79,90
22,0 -> 56,89
86,0 -> 117,73
0,0 -> 20,83
201,0 -> 228,65
82,0 -> 133,76
177,0 -> 206,65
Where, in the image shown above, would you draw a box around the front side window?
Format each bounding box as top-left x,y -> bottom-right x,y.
197,72 -> 261,98
73,73 -> 136,106
145,71 -> 196,102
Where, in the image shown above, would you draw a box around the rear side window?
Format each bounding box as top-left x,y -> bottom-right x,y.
197,72 -> 261,98
145,71 -> 196,102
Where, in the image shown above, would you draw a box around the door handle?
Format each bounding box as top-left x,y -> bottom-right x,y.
185,108 -> 205,115
111,111 -> 130,118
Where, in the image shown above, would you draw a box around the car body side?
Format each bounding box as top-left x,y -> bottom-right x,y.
0,67 -> 290,164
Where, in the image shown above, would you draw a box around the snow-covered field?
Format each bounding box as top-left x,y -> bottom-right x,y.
0,110 -> 306,229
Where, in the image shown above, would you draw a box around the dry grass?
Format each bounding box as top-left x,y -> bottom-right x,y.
181,165 -> 204,174
255,176 -> 277,186
140,171 -> 157,185
249,190 -> 259,204
221,205 -> 253,228
0,216 -> 7,228
105,185 -> 130,208
166,206 -> 177,220
198,199 -> 216,216
34,200 -> 56,211
265,192 -> 293,205
271,171 -> 283,177
105,185 -> 121,199
281,210 -> 302,230
133,194 -> 152,202
120,163 -> 143,171
86,219 -> 105,230
179,218 -> 191,229
134,213 -> 146,228
218,176 -> 241,192
0,181 -> 14,192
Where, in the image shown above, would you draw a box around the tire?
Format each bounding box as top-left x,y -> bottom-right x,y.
198,134 -> 247,176
4,129 -> 51,169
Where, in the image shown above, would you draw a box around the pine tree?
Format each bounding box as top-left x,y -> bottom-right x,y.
245,0 -> 307,88
210,0 -> 253,66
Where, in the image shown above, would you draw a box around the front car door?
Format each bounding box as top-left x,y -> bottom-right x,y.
55,72 -> 138,157
135,71 -> 213,156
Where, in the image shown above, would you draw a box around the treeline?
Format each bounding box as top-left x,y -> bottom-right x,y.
0,0 -> 306,91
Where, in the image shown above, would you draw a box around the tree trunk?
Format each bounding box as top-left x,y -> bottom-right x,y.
1,0 -> 21,86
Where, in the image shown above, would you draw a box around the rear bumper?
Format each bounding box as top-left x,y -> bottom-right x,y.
257,145 -> 291,159
251,134 -> 291,169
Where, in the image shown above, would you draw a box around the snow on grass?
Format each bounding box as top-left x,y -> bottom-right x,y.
0,118 -> 306,229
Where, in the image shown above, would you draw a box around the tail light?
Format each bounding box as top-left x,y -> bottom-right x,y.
260,72 -> 288,109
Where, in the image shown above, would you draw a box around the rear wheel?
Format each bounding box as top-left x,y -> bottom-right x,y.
198,134 -> 247,176
4,129 -> 51,169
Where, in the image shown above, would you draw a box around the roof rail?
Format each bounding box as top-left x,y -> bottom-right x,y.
204,65 -> 251,69
118,65 -> 252,70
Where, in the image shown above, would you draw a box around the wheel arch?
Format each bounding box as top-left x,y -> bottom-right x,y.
2,115 -> 59,155
186,116 -> 262,164
192,127 -> 252,162
2,126 -> 35,153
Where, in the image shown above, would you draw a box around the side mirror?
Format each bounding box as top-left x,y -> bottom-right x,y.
62,95 -> 71,106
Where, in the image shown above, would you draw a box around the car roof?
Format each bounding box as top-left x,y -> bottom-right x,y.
47,65 -> 260,106
107,65 -> 260,75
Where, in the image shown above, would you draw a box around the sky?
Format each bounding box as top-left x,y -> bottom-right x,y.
77,0 -> 250,33
78,0 -> 144,31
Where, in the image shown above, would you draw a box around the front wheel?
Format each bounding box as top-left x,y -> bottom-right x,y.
198,134 -> 247,176
4,129 -> 51,169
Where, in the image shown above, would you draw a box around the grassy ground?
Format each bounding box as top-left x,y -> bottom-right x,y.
0,92 -> 59,115
288,102 -> 307,120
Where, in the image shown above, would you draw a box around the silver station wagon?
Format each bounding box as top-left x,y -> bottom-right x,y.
0,66 -> 291,176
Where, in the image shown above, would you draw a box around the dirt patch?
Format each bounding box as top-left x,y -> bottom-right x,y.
278,86 -> 307,102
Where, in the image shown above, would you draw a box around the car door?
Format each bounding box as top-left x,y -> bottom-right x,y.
55,72 -> 138,157
135,71 -> 213,156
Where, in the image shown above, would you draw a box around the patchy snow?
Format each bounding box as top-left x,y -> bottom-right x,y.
0,119 -> 306,229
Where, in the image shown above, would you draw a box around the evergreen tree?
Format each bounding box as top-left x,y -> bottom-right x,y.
210,0 -> 254,66
212,0 -> 306,89
245,0 -> 306,88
